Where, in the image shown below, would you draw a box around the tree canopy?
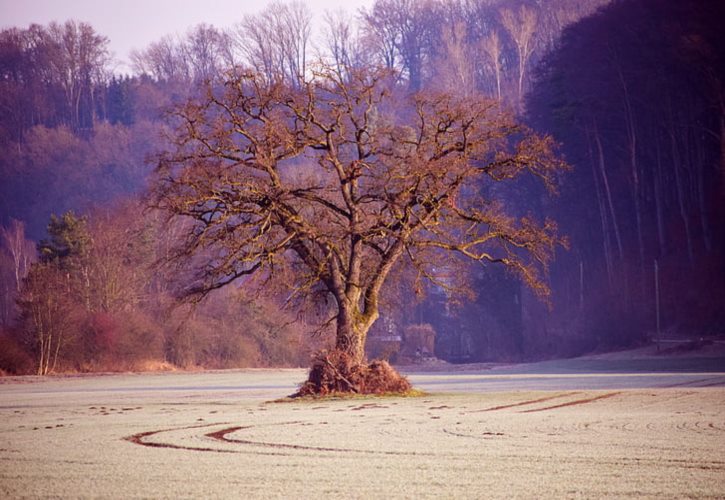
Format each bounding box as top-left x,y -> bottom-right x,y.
153,65 -> 566,375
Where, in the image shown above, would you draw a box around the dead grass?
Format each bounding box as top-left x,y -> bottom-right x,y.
132,360 -> 178,372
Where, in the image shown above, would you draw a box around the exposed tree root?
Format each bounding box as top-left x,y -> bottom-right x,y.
295,350 -> 412,397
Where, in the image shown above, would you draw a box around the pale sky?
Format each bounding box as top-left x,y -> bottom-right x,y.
0,0 -> 374,72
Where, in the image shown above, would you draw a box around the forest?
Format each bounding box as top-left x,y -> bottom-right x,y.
0,0 -> 723,376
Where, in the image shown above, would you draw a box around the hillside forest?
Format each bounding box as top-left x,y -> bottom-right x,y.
0,0 -> 723,375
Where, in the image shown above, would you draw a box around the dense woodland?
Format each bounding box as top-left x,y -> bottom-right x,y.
0,0 -> 723,375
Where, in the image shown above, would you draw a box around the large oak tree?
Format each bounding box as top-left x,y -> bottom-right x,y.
153,65 -> 565,389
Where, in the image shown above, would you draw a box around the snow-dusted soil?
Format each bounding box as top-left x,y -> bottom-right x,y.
1,365 -> 725,498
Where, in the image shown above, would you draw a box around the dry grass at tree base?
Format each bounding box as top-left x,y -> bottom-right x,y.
296,350 -> 412,396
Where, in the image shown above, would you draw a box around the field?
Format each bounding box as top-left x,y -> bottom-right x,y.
1,354 -> 725,498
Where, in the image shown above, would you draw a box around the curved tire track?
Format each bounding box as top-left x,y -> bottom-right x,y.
125,422 -> 240,454
521,392 -> 621,413
126,421 -> 433,457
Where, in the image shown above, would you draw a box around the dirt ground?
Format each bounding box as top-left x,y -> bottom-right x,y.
1,363 -> 724,498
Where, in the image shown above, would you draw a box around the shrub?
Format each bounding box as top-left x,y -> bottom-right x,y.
0,330 -> 33,375
80,310 -> 164,371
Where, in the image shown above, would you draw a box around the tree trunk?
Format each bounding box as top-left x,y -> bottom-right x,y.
297,299 -> 409,397
720,111 -> 725,197
694,132 -> 712,253
587,124 -> 613,285
334,293 -> 379,365
335,313 -> 368,364
669,126 -> 695,266
593,123 -> 624,260
618,70 -> 645,274
653,137 -> 667,256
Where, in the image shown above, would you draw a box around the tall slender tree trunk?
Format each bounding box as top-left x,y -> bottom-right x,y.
37,328 -> 46,376
693,132 -> 712,253
517,47 -> 525,106
720,112 -> 725,195
593,122 -> 624,260
669,126 -> 695,266
495,63 -> 502,101
653,137 -> 667,256
618,72 -> 645,274
586,125 -> 613,285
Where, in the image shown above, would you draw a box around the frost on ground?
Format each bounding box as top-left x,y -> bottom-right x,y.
1,368 -> 724,498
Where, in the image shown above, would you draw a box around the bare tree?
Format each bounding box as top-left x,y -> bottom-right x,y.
433,22 -> 476,96
46,21 -> 110,129
500,4 -> 538,109
19,264 -> 78,375
1,219 -> 34,293
277,1 -> 312,83
319,10 -> 369,79
0,219 -> 35,326
131,35 -> 189,82
232,1 -> 312,86
152,65 -> 565,391
183,24 -> 232,83
361,0 -> 438,91
131,25 -> 233,85
359,0 -> 401,72
480,30 -> 504,100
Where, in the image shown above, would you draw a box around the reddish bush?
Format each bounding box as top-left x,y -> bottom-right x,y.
296,350 -> 412,396
78,310 -> 164,371
0,331 -> 33,375
86,313 -> 120,354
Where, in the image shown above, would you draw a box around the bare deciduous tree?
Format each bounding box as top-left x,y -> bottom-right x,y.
500,5 -> 539,108
1,219 -> 34,293
152,65 -> 565,390
19,264 -> 78,375
232,1 -> 312,86
481,30 -> 504,100
131,24 -> 233,85
319,10 -> 369,80
433,22 -> 476,96
183,24 -> 233,83
0,219 -> 35,326
131,35 -> 189,82
361,0 -> 438,91
46,21 -> 110,130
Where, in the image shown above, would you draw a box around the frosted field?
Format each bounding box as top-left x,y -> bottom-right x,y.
1,364 -> 725,498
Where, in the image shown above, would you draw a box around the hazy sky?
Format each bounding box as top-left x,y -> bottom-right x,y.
0,0 -> 374,71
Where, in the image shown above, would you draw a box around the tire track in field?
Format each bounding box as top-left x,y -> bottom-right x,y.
468,392 -> 577,413
206,424 -> 433,456
125,420 -> 433,457
124,422 -> 242,454
520,392 -> 621,413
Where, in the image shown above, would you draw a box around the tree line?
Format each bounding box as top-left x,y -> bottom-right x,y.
1,0 -> 607,146
527,0 -> 725,351
1,207 -> 314,374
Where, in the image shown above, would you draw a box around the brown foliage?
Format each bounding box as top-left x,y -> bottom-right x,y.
79,311 -> 165,372
296,349 -> 411,396
0,331 -> 33,375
